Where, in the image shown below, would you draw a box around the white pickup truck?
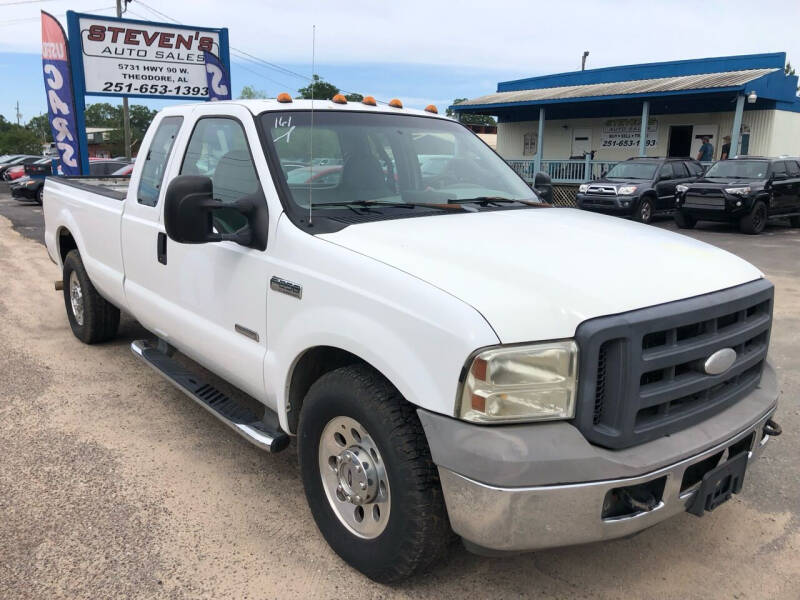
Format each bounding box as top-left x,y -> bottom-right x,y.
44,98 -> 781,582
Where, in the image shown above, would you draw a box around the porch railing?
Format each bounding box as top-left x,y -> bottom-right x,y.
507,157 -> 715,184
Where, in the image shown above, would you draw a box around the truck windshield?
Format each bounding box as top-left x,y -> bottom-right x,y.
704,160 -> 768,180
604,162 -> 658,179
261,111 -> 538,215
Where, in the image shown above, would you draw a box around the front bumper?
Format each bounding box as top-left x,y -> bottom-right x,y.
438,409 -> 775,553
576,193 -> 636,215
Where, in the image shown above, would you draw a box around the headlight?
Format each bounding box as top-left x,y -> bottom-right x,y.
617,185 -> 638,195
724,186 -> 751,196
578,184 -> 589,193
676,184 -> 689,193
458,340 -> 578,424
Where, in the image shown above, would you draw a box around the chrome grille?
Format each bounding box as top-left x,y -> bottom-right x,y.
684,192 -> 725,209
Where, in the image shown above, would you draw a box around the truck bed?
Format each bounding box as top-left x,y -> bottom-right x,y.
43,176 -> 130,312
48,176 -> 131,200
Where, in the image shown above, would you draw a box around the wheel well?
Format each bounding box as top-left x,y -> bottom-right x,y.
57,228 -> 77,264
286,346 -> 365,433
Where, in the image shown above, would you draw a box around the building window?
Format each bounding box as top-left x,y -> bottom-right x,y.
523,132 -> 538,156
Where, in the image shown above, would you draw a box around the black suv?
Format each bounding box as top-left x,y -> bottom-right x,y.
576,157 -> 704,223
674,157 -> 800,234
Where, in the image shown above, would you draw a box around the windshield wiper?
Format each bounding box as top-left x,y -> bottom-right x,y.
312,199 -> 469,211
450,196 -> 548,207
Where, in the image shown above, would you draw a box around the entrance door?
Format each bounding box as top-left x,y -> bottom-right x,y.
667,126 -> 693,157
689,125 -> 718,161
571,128 -> 592,158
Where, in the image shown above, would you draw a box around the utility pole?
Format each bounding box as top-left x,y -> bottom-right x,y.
117,0 -> 132,160
15,100 -> 22,125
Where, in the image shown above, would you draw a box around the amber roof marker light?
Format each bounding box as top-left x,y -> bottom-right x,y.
277,92 -> 293,103
424,104 -> 438,114
332,94 -> 347,104
388,98 -> 403,109
362,96 -> 377,106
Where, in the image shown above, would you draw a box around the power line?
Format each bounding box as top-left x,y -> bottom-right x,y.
0,0 -> 56,6
0,5 -> 115,27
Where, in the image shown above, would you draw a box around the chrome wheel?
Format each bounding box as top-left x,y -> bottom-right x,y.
318,416 -> 391,539
639,200 -> 652,222
69,270 -> 84,326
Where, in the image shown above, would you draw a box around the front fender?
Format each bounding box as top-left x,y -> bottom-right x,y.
264,217 -> 500,433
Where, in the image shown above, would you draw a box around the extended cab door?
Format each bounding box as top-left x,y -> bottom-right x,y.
121,114 -> 185,335
155,106 -> 276,403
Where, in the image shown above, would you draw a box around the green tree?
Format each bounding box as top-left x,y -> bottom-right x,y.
786,61 -> 795,76
239,85 -> 268,99
84,102 -> 120,127
345,92 -> 363,102
26,114 -> 52,143
445,98 -> 497,126
297,75 -> 339,100
0,124 -> 42,154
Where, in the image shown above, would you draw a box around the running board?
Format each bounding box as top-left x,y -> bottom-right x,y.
131,340 -> 290,453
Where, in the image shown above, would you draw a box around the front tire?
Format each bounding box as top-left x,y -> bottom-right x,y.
739,200 -> 768,235
36,185 -> 44,205
62,250 -> 120,344
635,196 -> 653,223
674,211 -> 697,229
298,364 -> 449,582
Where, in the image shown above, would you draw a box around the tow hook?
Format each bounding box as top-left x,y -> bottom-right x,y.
764,419 -> 782,437
619,487 -> 659,513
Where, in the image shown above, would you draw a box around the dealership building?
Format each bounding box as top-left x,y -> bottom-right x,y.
452,53 -> 800,182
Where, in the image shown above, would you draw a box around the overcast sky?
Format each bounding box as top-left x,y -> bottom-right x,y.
1,0 -> 799,122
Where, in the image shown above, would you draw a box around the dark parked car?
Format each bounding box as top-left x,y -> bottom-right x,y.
576,157 -> 704,223
675,157 -> 800,234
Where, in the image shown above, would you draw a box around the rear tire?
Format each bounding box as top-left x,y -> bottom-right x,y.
674,211 -> 697,229
298,364 -> 450,582
739,200 -> 768,235
635,197 -> 653,224
36,185 -> 43,205
62,250 -> 120,344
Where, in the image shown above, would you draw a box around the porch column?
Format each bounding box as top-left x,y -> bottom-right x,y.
638,100 -> 650,157
729,94 -> 745,158
534,107 -> 545,175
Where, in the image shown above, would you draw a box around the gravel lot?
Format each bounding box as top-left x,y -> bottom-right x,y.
1,189 -> 798,599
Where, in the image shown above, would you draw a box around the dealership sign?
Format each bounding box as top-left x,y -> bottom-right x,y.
203,51 -> 232,101
600,118 -> 658,149
67,12 -> 230,100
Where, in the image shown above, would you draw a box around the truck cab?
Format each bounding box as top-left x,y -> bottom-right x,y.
43,99 -> 781,582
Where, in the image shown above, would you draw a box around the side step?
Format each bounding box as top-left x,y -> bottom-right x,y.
131,340 -> 290,453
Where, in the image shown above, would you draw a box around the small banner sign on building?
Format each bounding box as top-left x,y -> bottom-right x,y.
203,51 -> 231,101
41,11 -> 83,176
600,118 -> 658,149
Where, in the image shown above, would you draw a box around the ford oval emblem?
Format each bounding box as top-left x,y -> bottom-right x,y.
704,348 -> 737,375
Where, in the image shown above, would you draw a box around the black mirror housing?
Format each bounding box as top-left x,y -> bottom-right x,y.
164,175 -> 215,244
164,175 -> 268,251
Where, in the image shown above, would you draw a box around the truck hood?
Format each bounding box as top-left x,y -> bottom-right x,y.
319,208 -> 763,343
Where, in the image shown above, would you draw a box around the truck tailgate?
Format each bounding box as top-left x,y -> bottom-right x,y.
43,177 -> 129,310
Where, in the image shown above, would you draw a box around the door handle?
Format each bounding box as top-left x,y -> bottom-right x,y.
157,232 -> 167,265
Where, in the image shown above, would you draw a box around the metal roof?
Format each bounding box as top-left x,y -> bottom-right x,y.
454,68 -> 777,108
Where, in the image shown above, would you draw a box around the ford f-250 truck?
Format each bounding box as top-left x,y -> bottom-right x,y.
43,98 -> 782,582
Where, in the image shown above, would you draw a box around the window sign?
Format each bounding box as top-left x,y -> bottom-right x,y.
600,118 -> 658,149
